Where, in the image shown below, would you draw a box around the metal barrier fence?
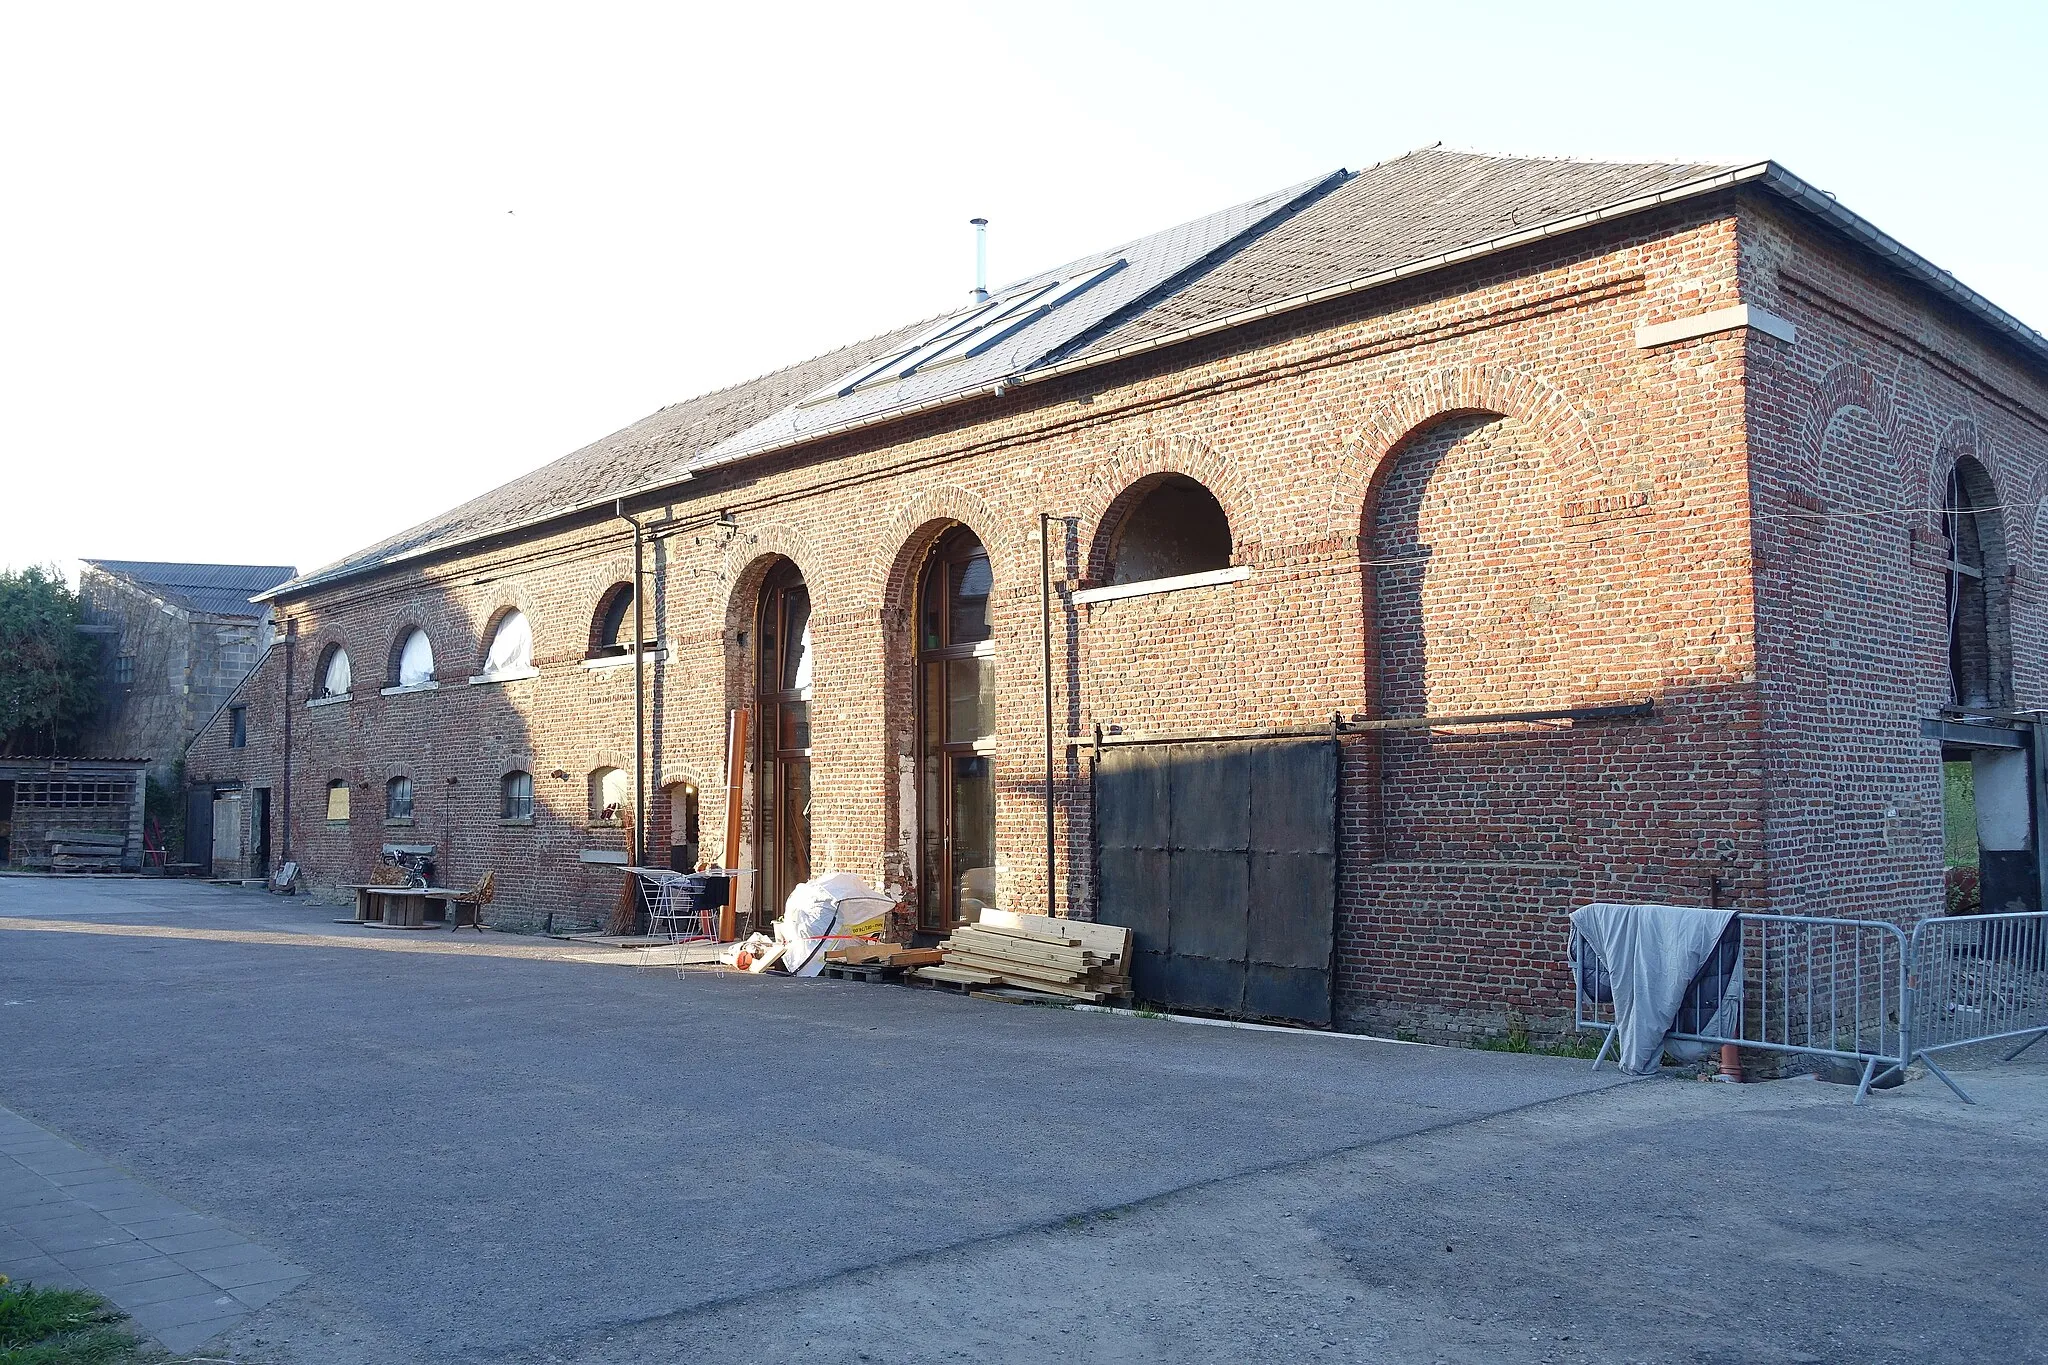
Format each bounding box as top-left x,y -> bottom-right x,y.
1573,913 -> 1910,1103
1573,909 -> 2048,1105
1906,911 -> 2048,1102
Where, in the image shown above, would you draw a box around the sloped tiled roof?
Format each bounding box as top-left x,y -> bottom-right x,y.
85,561 -> 295,617
1065,147 -> 1728,357
277,321 -> 939,595
272,144 -> 2045,601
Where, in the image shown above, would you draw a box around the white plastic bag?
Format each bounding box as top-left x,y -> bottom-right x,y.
774,871 -> 884,977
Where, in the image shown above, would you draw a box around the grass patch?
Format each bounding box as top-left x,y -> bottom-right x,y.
0,1279 -> 159,1365
1470,1025 -> 1604,1059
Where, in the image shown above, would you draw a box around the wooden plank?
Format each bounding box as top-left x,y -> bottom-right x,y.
966,922 -> 1083,948
946,928 -> 1101,967
978,909 -> 1129,958
910,964 -> 1004,986
941,949 -> 1092,984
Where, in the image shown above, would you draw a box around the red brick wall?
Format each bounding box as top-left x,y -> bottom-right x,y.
1742,198 -> 2048,931
195,192 -> 2048,1043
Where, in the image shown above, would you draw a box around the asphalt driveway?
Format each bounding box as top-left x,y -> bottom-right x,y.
3,876 -> 2044,1364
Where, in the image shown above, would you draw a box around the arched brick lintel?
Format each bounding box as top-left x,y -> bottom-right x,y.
1074,432 -> 1260,585
1339,364 -> 1620,540
863,484 -> 1020,623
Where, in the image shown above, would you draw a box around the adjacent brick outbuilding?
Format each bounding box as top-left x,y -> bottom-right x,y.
188,147 -> 2048,1039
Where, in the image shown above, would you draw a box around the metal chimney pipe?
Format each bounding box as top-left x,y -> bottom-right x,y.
970,218 -> 989,303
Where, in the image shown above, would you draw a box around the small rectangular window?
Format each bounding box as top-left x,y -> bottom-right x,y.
386,777 -> 413,821
326,782 -> 350,822
112,654 -> 134,686
502,771 -> 533,822
229,706 -> 246,748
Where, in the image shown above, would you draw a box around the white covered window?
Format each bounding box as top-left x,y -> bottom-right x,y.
320,647 -> 352,698
591,766 -> 632,822
482,610 -> 533,678
394,629 -> 435,687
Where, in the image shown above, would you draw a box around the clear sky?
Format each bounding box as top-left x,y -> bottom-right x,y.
4,1 -> 2044,580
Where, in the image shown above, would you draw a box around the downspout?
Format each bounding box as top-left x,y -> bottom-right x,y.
617,500 -> 647,867
1040,512 -> 1058,917
280,617 -> 295,865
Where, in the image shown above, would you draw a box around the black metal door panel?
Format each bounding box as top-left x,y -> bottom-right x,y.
1095,737 -> 1337,1024
185,786 -> 213,874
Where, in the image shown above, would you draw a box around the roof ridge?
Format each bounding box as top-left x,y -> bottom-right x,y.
1420,141 -> 1740,171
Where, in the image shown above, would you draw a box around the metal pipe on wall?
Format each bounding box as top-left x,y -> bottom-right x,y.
1040,512 -> 1057,918
280,617 -> 296,864
617,500 -> 647,867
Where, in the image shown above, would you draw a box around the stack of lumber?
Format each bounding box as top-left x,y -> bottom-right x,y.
912,910 -> 1132,1003
824,942 -> 945,969
46,831 -> 126,872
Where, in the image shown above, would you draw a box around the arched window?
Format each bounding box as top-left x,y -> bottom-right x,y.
917,526 -> 996,930
317,645 -> 352,698
385,776 -> 413,821
325,779 -> 350,822
590,766 -> 631,823
501,771 -> 533,822
390,628 -> 435,688
1108,475 -> 1233,585
1944,458 -> 2012,708
589,583 -> 653,658
481,609 -> 533,678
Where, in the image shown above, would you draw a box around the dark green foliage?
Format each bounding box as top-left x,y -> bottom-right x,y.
0,566 -> 100,756
0,1280 -> 153,1364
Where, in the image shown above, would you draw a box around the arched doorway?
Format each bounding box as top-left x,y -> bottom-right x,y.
666,781 -> 700,872
916,526 -> 996,931
756,560 -> 813,920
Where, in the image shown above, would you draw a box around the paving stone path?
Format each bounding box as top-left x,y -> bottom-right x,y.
0,1103 -> 306,1354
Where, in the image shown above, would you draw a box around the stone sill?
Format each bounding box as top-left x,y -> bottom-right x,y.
581,649 -> 667,671
379,681 -> 440,698
306,693 -> 352,709
383,818 -> 414,828
1071,565 -> 1251,606
579,850 -> 629,864
500,817 -> 534,827
468,666 -> 540,686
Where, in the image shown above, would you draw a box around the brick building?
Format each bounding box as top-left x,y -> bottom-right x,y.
188,148 -> 2048,1038
79,560 -> 294,791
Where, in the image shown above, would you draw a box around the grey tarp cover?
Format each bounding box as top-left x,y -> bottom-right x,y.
1571,903 -> 1739,1075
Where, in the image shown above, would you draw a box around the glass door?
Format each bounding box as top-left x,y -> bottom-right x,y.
918,528 -> 997,930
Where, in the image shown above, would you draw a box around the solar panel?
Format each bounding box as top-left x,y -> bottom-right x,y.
794,261 -> 1125,406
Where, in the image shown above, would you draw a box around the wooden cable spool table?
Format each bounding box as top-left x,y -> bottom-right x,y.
342,884 -> 450,929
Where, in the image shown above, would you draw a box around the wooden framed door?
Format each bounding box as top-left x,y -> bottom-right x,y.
756,560 -> 813,922
917,527 -> 997,931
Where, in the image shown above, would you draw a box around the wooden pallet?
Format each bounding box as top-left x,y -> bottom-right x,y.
822,961 -> 901,983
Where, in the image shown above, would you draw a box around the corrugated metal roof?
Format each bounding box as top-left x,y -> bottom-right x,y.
85,561 -> 295,617
0,756 -> 152,767
262,145 -> 2048,602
